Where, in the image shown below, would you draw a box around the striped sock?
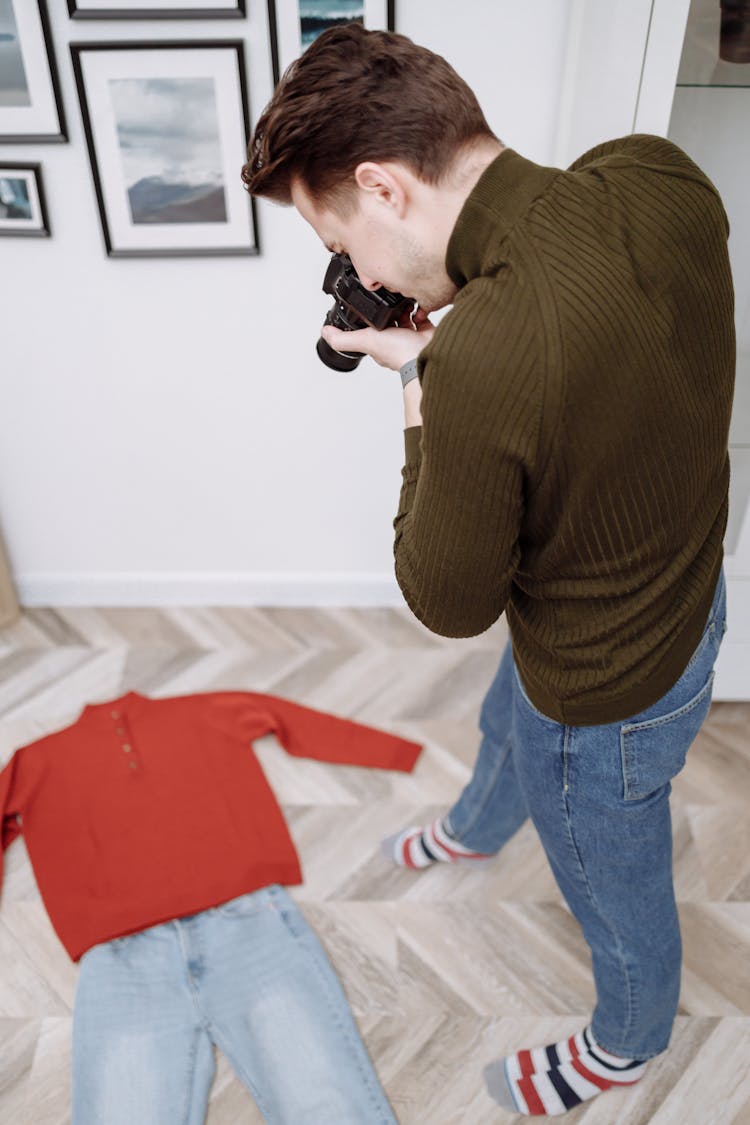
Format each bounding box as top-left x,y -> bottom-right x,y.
484,1026 -> 647,1116
381,815 -> 495,869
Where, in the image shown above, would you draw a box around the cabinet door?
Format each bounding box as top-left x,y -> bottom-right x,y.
636,0 -> 750,696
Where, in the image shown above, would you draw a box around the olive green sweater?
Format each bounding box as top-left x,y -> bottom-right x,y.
393,134 -> 735,725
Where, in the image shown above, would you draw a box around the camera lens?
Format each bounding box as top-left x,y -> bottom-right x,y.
316,335 -> 362,372
316,303 -> 366,371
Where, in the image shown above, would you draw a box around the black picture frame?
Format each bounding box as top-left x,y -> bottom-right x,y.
0,0 -> 67,143
71,40 -> 259,258
0,162 -> 50,236
67,0 -> 246,18
268,0 -> 396,86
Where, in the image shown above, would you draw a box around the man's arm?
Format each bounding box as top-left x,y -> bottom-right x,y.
393,278 -> 544,638
320,274 -> 545,638
403,377 -> 423,428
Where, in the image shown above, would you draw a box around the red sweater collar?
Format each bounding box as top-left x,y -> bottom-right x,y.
80,690 -> 149,725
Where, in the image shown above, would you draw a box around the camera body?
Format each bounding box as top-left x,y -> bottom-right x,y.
316,253 -> 415,372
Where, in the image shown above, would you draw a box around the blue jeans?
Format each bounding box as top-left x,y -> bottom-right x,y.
72,885 -> 396,1125
447,570 -> 727,1059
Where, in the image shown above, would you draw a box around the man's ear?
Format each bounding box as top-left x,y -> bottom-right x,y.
353,162 -> 408,218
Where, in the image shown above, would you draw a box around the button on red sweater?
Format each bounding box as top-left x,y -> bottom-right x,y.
0,691 -> 421,960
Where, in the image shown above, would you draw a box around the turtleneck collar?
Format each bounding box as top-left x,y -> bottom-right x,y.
446,148 -> 561,288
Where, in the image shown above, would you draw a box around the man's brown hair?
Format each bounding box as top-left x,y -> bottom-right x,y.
242,23 -> 495,208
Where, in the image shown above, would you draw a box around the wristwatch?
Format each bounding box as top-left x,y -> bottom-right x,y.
399,358 -> 419,388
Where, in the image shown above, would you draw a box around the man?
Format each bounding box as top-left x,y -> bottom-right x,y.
243,24 -> 735,1118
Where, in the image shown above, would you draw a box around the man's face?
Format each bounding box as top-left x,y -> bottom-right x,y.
291,176 -> 457,314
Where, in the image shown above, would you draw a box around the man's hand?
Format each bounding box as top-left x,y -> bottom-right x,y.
320,307 -> 435,373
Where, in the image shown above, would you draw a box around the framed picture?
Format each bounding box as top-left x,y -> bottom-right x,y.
0,0 -> 66,143
268,0 -> 395,85
67,0 -> 246,19
70,41 -> 258,258
0,162 -> 50,236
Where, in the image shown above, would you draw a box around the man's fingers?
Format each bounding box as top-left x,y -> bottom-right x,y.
321,324 -> 376,354
320,323 -> 428,371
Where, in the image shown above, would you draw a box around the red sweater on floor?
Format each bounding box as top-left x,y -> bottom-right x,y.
0,691 -> 421,960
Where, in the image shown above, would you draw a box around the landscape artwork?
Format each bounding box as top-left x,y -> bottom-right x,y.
0,0 -> 31,107
298,0 -> 364,48
0,163 -> 49,235
0,0 -> 65,141
70,41 -> 257,256
0,175 -> 31,218
269,0 -> 392,84
108,77 -> 227,225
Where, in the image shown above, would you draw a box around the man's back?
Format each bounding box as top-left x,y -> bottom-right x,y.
396,135 -> 735,723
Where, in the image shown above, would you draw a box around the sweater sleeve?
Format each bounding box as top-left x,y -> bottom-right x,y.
205,692 -> 422,771
393,275 -> 545,638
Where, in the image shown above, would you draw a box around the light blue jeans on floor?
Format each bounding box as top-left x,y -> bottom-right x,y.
72,884 -> 396,1125
447,570 -> 727,1060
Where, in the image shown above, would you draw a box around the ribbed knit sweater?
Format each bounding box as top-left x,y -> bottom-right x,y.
393,135 -> 735,725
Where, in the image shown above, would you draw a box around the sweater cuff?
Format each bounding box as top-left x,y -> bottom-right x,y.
403,426 -> 423,478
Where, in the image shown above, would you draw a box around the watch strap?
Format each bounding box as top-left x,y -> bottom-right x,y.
400,358 -> 419,388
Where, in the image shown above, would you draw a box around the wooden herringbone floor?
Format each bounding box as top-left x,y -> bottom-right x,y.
0,607 -> 748,1124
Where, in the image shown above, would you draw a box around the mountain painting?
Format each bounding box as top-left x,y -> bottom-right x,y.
0,0 -> 31,108
108,76 -> 227,225
299,1 -> 364,48
0,176 -> 31,220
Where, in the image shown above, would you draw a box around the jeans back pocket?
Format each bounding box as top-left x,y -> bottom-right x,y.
620,671 -> 715,801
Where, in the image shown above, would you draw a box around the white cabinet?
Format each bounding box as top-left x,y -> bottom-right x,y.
640,0 -> 750,698
558,0 -> 750,698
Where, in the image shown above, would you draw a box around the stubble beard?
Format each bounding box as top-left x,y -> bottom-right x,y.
417,278 -> 458,314
400,234 -> 456,313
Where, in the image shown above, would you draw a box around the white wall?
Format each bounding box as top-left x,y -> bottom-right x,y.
2,0 -> 571,606
554,0 -> 655,167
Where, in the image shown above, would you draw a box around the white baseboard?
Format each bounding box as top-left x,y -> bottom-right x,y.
15,572 -> 405,608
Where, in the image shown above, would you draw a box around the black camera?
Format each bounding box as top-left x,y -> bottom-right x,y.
316,253 -> 415,372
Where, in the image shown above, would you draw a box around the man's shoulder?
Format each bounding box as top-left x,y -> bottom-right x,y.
565,133 -> 728,249
440,272 -> 539,342
569,132 -> 672,167
568,133 -> 717,192
423,273 -> 548,395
